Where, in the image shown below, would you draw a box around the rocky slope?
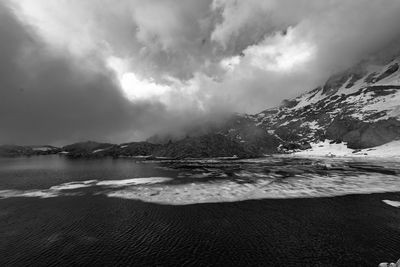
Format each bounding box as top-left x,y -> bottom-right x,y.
60,135 -> 259,159
2,54 -> 400,159
223,55 -> 400,152
152,134 -> 257,159
0,145 -> 60,157
61,141 -> 117,158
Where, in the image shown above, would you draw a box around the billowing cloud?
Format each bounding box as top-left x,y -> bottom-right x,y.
208,0 -> 400,110
0,2 -> 218,145
2,0 -> 400,144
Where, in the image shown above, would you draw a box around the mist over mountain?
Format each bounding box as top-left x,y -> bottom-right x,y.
2,0 -> 400,146
3,49 -> 400,159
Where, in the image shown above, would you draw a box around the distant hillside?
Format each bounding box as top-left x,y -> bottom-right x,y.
0,145 -> 60,157
153,134 -> 258,159
57,135 -> 260,159
3,53 -> 400,159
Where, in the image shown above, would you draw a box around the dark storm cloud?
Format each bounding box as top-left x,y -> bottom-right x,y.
0,3 -> 192,145
208,0 -> 400,111
2,0 -> 400,144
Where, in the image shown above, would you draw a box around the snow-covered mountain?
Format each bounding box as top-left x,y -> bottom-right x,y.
221,55 -> 400,152
3,54 -> 400,159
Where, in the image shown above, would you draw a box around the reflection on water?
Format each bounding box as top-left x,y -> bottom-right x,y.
1,156 -> 400,204
0,156 -> 177,190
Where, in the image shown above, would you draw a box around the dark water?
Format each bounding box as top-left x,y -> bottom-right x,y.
1,156 -> 400,266
0,156 -> 177,190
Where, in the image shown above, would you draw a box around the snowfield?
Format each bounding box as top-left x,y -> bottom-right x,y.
291,140 -> 400,158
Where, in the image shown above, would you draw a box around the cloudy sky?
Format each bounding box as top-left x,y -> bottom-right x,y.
2,0 -> 400,145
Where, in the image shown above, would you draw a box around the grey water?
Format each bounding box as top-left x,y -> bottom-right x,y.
1,155 -> 400,266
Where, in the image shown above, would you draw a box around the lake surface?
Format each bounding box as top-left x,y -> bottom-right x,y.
1,156 -> 400,266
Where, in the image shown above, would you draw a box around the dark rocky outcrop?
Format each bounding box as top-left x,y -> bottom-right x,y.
117,142 -> 161,157
0,145 -> 60,157
153,134 -> 259,159
280,142 -> 312,151
375,63 -> 399,82
218,115 -> 281,154
326,118 -> 400,149
62,141 -> 116,158
54,135 -> 260,159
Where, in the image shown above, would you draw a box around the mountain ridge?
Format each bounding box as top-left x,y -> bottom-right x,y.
2,53 -> 400,158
